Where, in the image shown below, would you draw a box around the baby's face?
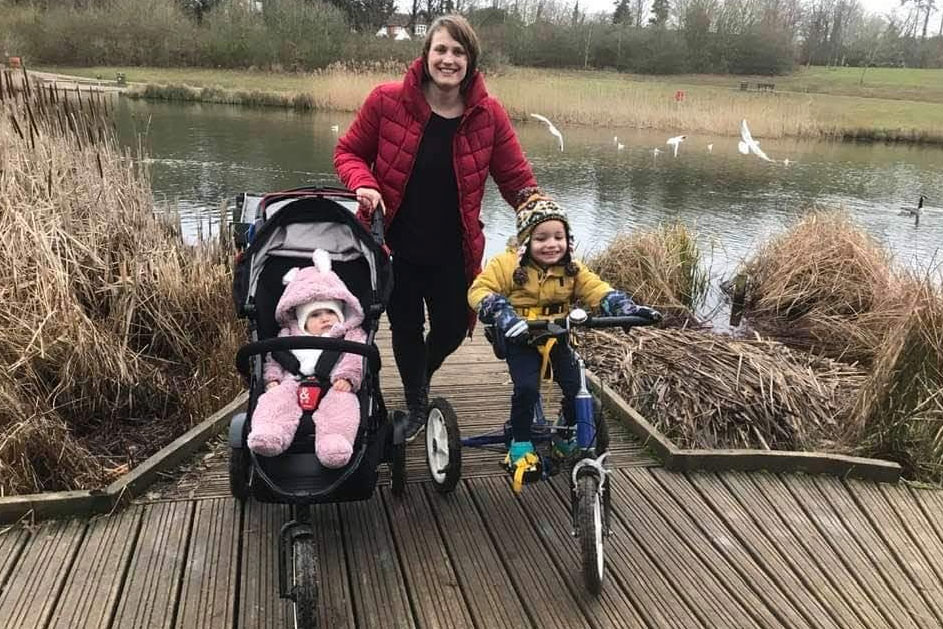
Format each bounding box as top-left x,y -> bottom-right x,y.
305,309 -> 340,335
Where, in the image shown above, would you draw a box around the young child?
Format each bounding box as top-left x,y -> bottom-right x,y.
248,249 -> 367,468
467,195 -> 659,483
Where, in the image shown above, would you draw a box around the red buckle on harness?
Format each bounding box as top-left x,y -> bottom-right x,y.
297,381 -> 323,411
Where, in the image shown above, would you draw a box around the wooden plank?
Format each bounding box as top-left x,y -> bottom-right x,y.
312,503 -> 356,629
744,473 -> 889,628
517,479 -> 649,628
380,485 -> 475,629
238,501 -> 291,629
107,393 -> 249,503
0,526 -> 29,589
649,469 -> 812,628
47,507 -> 143,629
610,472 -> 755,627
421,483 -> 530,629
687,472 -> 841,629
466,476 -> 592,629
717,472 -> 867,628
339,492 -> 416,629
810,476 -> 940,629
176,499 -> 239,629
878,483 -> 943,587
909,487 -> 943,557
844,480 -> 943,626
547,475 -> 701,629
0,518 -> 86,629
622,468 -> 794,628
672,450 -> 900,483
111,501 -> 193,629
782,475 -> 921,629
0,490 -> 113,524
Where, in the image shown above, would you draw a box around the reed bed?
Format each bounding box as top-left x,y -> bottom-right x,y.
849,275 -> 943,482
734,209 -> 904,366
588,222 -> 708,327
0,69 -> 242,496
582,328 -> 865,451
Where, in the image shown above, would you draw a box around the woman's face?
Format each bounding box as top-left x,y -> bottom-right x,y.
426,28 -> 467,92
529,220 -> 568,267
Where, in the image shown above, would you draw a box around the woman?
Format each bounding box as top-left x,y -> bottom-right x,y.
334,14 -> 539,441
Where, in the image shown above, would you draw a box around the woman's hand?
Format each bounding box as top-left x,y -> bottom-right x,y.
355,187 -> 383,214
333,379 -> 353,393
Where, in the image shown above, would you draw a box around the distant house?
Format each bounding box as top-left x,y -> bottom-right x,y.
375,13 -> 428,40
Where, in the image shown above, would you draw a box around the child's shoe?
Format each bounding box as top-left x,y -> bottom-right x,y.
551,417 -> 578,460
504,440 -> 541,493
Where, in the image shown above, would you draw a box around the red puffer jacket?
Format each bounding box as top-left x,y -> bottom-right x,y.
334,58 -> 537,286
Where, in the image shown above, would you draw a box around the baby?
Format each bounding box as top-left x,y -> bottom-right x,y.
248,249 -> 366,468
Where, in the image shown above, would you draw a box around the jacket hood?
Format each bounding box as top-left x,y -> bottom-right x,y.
274,249 -> 364,333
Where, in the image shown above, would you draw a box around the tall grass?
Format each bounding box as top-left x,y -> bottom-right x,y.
0,69 -> 242,496
589,221 -> 709,327
850,275 -> 943,482
734,209 -> 905,365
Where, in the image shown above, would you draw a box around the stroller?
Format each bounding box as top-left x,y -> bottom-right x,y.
229,187 -> 404,628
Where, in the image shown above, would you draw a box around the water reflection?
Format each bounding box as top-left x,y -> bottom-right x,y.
116,98 -> 943,288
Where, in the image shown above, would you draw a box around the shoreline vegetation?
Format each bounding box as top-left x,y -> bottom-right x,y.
35,64 -> 943,144
586,214 -> 943,484
0,69 -> 242,497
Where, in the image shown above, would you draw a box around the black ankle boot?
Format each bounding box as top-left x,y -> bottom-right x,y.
403,382 -> 429,442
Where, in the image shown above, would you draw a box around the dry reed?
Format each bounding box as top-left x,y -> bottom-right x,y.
588,221 -> 708,327
582,327 -> 864,451
734,209 -> 904,366
849,275 -> 943,482
0,69 -> 242,496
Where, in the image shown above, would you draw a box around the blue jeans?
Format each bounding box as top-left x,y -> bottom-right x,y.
505,340 -> 580,442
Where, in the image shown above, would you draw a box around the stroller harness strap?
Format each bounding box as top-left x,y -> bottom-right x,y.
295,349 -> 342,412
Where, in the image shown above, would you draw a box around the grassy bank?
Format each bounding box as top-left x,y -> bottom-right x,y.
588,209 -> 943,483
38,64 -> 943,142
0,69 -> 243,496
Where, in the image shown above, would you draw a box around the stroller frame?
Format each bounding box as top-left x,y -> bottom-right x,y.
229,187 -> 405,628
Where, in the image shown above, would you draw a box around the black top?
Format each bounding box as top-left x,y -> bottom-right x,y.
387,113 -> 463,266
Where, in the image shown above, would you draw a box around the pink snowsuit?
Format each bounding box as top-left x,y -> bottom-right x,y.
247,251 -> 367,468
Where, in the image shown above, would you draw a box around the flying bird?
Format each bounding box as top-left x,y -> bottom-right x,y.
530,113 -> 564,151
738,119 -> 774,162
707,143 -> 714,154
666,135 -> 686,157
782,158 -> 791,167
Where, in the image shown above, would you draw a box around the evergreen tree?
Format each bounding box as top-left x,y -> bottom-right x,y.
326,0 -> 395,31
612,0 -> 632,25
649,0 -> 669,27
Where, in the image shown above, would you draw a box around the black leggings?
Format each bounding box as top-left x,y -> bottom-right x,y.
387,255 -> 469,395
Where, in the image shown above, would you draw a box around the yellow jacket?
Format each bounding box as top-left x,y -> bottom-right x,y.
468,249 -> 614,317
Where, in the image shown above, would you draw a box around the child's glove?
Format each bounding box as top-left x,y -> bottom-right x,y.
479,294 -> 528,340
600,291 -> 662,322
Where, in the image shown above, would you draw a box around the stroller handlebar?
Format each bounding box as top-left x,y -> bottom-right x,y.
236,336 -> 380,378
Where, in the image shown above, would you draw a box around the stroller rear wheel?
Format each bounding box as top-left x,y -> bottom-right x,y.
425,398 -> 462,494
229,446 -> 250,501
291,537 -> 319,629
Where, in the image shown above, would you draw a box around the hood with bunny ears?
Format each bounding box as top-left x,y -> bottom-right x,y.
275,249 -> 364,332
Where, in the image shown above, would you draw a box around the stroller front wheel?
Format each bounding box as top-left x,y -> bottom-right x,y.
291,537 -> 319,629
425,398 -> 462,493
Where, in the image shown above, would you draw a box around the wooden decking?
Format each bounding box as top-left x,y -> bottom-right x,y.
2,332 -> 943,628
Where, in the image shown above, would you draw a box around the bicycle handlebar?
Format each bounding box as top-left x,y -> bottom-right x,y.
525,314 -> 657,330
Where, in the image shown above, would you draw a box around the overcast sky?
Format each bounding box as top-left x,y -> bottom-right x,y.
398,0 -> 907,19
